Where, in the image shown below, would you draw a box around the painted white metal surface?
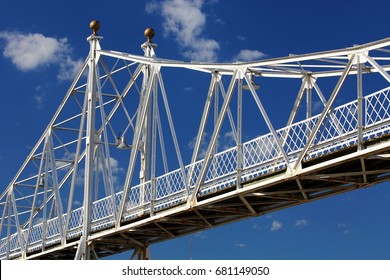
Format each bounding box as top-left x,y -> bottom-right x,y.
1,29 -> 390,259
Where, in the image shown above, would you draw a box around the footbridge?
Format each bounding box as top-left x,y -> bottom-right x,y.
1,21 -> 390,259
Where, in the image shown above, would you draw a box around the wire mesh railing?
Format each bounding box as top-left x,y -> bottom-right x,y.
1,86 -> 390,259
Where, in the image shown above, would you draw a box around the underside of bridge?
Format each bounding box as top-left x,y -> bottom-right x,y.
25,135 -> 390,259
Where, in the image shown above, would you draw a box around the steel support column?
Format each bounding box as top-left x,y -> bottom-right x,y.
76,27 -> 102,260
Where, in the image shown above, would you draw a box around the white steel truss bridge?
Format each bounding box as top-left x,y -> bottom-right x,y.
1,22 -> 390,260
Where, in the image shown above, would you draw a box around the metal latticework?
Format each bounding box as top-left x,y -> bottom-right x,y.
1,24 -> 390,259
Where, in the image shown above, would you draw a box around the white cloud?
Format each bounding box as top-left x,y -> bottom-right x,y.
215,18 -> 224,25
295,219 -> 308,228
312,100 -> 324,114
145,1 -> 159,13
217,131 -> 237,151
57,56 -> 84,82
33,92 -> 46,108
107,157 -> 124,175
342,196 -> 355,202
33,85 -> 48,109
188,130 -> 237,160
235,243 -> 246,248
146,0 -> 220,61
32,217 -> 44,226
194,232 -> 206,239
188,132 -> 209,159
337,222 -> 351,235
73,200 -> 82,207
270,220 -> 283,231
252,223 -> 261,230
235,49 -> 267,62
0,31 -> 67,71
337,222 -> 347,228
0,31 -> 82,81
60,152 -> 124,192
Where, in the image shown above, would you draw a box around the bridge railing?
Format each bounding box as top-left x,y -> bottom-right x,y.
366,87 -> 390,128
1,86 -> 390,259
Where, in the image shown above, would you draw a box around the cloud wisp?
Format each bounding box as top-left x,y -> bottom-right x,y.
337,222 -> 351,235
146,0 -> 219,62
188,131 -> 237,160
146,0 -> 268,63
294,219 -> 308,228
234,49 -> 267,62
0,31 -> 83,81
270,220 -> 283,231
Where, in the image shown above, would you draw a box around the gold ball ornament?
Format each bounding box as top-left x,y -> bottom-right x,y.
90,20 -> 101,35
144,28 -> 155,43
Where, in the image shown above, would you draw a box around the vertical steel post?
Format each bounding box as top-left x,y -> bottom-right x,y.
306,77 -> 312,120
236,74 -> 243,189
306,76 -> 312,140
357,55 -> 363,151
150,67 -> 158,216
140,29 -> 156,212
133,28 -> 157,259
78,21 -> 102,260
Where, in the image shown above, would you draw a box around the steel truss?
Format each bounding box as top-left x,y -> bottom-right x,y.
1,26 -> 390,259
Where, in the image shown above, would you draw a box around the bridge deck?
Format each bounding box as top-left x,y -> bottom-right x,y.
2,85 -> 390,259
23,133 -> 390,259
1,36 -> 390,260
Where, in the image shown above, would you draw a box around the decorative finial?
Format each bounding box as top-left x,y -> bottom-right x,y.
90,20 -> 101,35
144,28 -> 155,43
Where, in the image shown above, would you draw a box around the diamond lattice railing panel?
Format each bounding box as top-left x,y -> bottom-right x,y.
204,148 -> 237,182
314,102 -> 358,145
0,234 -> 18,257
280,120 -> 314,155
155,169 -> 186,199
28,224 -> 43,245
126,185 -> 142,210
143,182 -> 153,204
46,217 -> 61,240
185,161 -> 203,187
67,208 -> 83,231
243,134 -> 279,169
336,102 -> 359,133
366,87 -> 390,126
91,196 -> 115,222
0,239 -> 5,254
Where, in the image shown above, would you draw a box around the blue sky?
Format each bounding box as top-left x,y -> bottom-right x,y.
0,0 -> 390,260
